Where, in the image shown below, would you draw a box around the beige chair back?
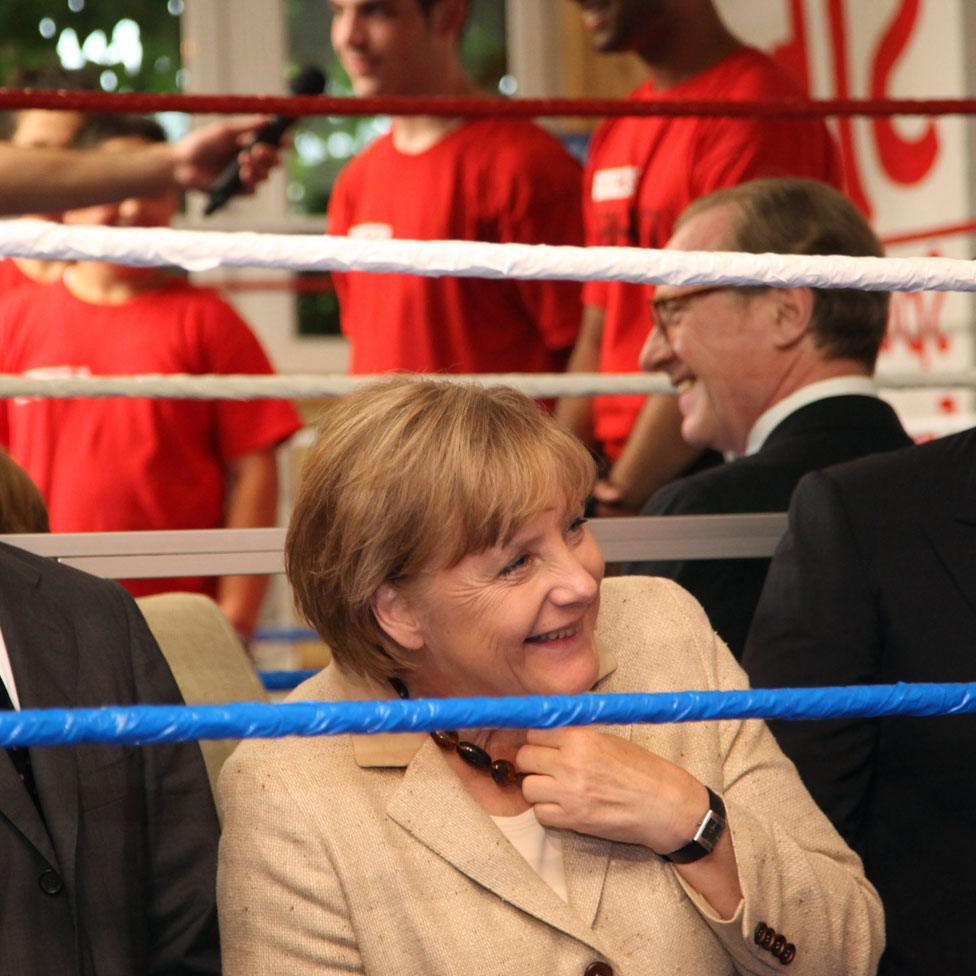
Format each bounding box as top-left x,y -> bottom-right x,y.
137,592 -> 268,794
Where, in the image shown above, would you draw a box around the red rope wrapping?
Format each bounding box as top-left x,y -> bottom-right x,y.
2,88 -> 976,118
881,218 -> 976,248
10,86 -> 976,250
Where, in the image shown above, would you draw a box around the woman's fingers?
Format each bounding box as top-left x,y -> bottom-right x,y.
517,728 -> 710,852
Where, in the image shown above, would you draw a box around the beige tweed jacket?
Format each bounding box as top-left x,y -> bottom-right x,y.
217,577 -> 883,975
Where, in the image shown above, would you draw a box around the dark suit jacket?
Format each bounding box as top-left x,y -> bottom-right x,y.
624,395 -> 911,657
0,542 -> 220,976
742,428 -> 976,976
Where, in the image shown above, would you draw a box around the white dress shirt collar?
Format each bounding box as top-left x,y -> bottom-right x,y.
0,621 -> 20,709
744,375 -> 878,457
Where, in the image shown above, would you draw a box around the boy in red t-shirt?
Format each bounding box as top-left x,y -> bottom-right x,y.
328,0 -> 582,380
0,114 -> 301,637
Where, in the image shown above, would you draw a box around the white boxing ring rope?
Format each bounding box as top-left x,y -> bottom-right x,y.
0,370 -> 971,400
1,219 -> 976,291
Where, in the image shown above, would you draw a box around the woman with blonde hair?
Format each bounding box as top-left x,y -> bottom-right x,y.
0,450 -> 48,534
218,378 -> 882,975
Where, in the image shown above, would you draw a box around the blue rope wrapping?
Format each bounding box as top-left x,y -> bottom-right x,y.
260,669 -> 318,690
1,682 -> 975,748
252,628 -> 318,643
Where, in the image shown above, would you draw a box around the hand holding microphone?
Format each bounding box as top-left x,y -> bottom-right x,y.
202,65 -> 327,216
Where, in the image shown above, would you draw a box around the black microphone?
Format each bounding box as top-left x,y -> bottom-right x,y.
203,64 -> 327,216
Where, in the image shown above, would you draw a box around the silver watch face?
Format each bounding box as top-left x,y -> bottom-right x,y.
695,810 -> 726,852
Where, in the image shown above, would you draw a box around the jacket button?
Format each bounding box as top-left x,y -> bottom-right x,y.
39,868 -> 63,895
779,943 -> 796,965
584,963 -> 613,976
754,921 -> 769,945
771,934 -> 786,955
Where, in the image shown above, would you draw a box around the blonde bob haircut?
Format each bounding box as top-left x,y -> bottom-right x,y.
0,451 -> 48,534
286,379 -> 596,684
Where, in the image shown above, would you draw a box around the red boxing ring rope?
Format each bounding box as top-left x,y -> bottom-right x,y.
3,88 -> 976,119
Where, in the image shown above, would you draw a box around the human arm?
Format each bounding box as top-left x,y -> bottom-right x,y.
520,578 -> 883,974
0,117 -> 278,215
217,448 -> 279,639
595,394 -> 703,516
742,470 -> 882,847
519,727 -> 743,919
554,303 -> 604,448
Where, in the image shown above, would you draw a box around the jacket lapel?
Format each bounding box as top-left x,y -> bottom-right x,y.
340,639 -> 624,948
559,722 -> 631,928
386,737 -> 614,955
0,560 -> 80,875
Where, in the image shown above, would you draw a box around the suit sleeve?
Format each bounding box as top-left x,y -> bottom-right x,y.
121,589 -> 222,976
657,583 -> 884,974
741,471 -> 882,849
217,747 -> 362,975
624,479 -> 764,659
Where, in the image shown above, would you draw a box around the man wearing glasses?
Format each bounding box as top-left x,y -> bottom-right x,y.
560,0 -> 842,516
623,177 -> 911,658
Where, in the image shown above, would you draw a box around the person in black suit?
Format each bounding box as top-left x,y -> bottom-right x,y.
742,427 -> 976,976
623,178 -> 912,656
0,540 -> 221,975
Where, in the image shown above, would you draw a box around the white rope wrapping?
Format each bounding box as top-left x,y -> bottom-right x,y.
0,371 -> 972,399
0,372 -> 674,399
1,220 -> 976,291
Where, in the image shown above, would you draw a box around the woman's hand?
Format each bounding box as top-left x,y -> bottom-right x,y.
517,728 -> 743,919
516,728 -> 708,854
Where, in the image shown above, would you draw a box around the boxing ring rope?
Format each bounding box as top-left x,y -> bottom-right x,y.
3,371 -> 972,399
7,84 -> 976,243
3,88 -> 976,119
1,220 -> 973,289
1,682 -> 974,749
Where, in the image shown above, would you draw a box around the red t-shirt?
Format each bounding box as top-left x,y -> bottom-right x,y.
328,117 -> 583,375
0,278 -> 302,597
584,47 -> 844,459
0,258 -> 30,293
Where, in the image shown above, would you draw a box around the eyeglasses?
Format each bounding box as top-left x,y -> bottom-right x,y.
650,285 -> 733,341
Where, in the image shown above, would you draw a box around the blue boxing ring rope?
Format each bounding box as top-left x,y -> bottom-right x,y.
1,682 -> 974,749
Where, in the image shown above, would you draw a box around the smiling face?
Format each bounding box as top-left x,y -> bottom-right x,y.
639,203 -> 778,455
329,0 -> 445,96
378,504 -> 604,700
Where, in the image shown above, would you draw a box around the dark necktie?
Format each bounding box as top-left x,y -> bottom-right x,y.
0,676 -> 44,815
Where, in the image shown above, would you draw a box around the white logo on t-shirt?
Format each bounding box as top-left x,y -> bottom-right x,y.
592,166 -> 639,202
347,222 -> 393,240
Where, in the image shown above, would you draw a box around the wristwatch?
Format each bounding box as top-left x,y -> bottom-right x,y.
662,787 -> 727,864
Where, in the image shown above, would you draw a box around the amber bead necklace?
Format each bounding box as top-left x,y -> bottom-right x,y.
390,676 -> 526,788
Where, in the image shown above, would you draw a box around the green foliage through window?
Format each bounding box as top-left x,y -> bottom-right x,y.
0,1 -> 182,94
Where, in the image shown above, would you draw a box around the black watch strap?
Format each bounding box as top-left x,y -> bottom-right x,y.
662,787 -> 727,865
